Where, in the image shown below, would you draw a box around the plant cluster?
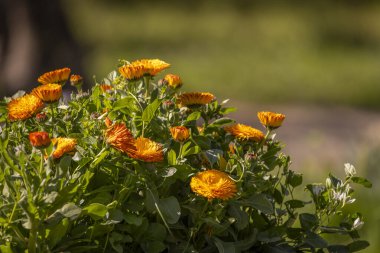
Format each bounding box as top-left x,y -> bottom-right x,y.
0,59 -> 372,253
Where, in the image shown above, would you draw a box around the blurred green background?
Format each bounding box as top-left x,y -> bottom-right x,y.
1,0 -> 379,251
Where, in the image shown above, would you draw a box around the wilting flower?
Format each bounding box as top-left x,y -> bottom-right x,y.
29,131 -> 51,148
162,100 -> 174,110
163,74 -> 182,89
190,170 -> 237,200
51,137 -> 76,159
7,94 -> 44,121
257,111 -> 285,129
100,84 -> 113,92
38,67 -> 71,85
177,92 -> 215,108
170,126 -> 190,142
32,83 -> 62,102
105,122 -> 135,154
70,74 -> 83,87
224,124 -> 264,142
127,137 -> 164,162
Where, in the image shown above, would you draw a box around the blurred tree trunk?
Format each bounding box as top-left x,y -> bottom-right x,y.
0,0 -> 84,96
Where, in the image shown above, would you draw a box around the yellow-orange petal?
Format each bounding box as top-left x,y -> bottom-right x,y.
100,84 -> 113,92
32,83 -> 62,102
51,137 -> 76,159
7,94 -> 44,121
118,64 -> 145,80
70,74 -> 83,87
177,92 -> 215,108
257,111 -> 285,129
29,131 -> 51,148
170,126 -> 190,142
190,170 -> 237,200
131,59 -> 170,76
38,67 -> 71,85
163,74 -> 182,89
224,124 -> 264,142
127,137 -> 164,162
105,122 -> 135,154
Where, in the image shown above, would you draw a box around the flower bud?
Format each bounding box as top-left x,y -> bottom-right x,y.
70,74 -> 83,87
29,131 -> 51,148
170,126 -> 190,142
36,113 -> 47,122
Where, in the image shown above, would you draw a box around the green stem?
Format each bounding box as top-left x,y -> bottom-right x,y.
28,217 -> 37,253
147,188 -> 174,237
144,76 -> 150,99
177,142 -> 184,163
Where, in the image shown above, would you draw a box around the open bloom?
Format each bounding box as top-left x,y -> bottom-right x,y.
105,122 -> 135,154
257,111 -> 285,129
32,83 -> 62,102
190,170 -> 237,200
51,137 -> 76,159
127,137 -> 164,162
163,74 -> 182,89
7,94 -> 44,121
224,124 -> 264,142
177,92 -> 215,108
29,131 -> 51,148
170,126 -> 190,142
38,67 -> 71,85
119,59 -> 170,80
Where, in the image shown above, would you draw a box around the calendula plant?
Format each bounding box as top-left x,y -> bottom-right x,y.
0,59 -> 372,253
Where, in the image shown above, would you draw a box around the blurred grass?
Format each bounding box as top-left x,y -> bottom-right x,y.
65,1 -> 380,108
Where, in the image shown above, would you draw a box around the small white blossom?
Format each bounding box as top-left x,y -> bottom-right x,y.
344,163 -> 356,177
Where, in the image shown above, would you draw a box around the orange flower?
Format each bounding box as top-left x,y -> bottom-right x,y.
132,59 -> 170,76
224,124 -> 264,142
100,84 -> 113,92
105,122 -> 135,154
127,137 -> 164,163
51,137 -> 76,159
36,112 -> 47,122
177,92 -> 215,108
38,67 -> 71,85
257,111 -> 285,129
190,170 -> 237,200
70,74 -> 83,87
119,59 -> 170,80
29,131 -> 51,148
119,64 -> 145,80
163,74 -> 182,89
32,83 -> 62,102
170,126 -> 190,142
7,94 -> 44,121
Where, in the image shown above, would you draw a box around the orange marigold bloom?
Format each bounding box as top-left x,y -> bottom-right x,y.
29,131 -> 51,148
190,170 -> 237,200
105,122 -> 135,153
7,94 -> 44,121
32,83 -> 62,102
163,74 -> 182,89
132,59 -> 170,76
127,137 -> 164,163
177,92 -> 215,108
224,124 -> 264,142
70,74 -> 83,87
257,111 -> 285,129
38,67 -> 71,85
100,84 -> 113,92
51,137 -> 76,159
170,126 -> 190,142
119,64 -> 145,80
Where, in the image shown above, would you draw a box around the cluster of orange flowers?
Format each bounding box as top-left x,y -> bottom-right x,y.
6,58 -> 286,202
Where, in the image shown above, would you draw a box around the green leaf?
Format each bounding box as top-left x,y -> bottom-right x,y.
208,118 -> 235,128
300,213 -> 318,230
213,237 -> 237,253
0,244 -> 14,253
143,241 -> 166,253
182,145 -> 201,157
144,223 -> 167,242
142,99 -> 161,123
167,150 -> 176,165
124,213 -> 143,226
327,245 -> 349,253
186,111 -> 201,122
228,205 -> 249,230
59,203 -> 82,220
244,194 -> 274,215
348,240 -> 370,252
112,97 -> 137,111
286,171 -> 302,187
90,150 -> 109,169
192,135 -> 211,149
351,177 -> 372,188
305,232 -> 328,248
285,200 -> 305,209
220,107 -> 237,115
159,196 -> 181,224
83,203 -> 108,220
47,218 -> 69,248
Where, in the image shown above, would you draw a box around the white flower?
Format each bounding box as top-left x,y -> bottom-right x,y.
344,163 -> 356,177
352,217 -> 364,230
